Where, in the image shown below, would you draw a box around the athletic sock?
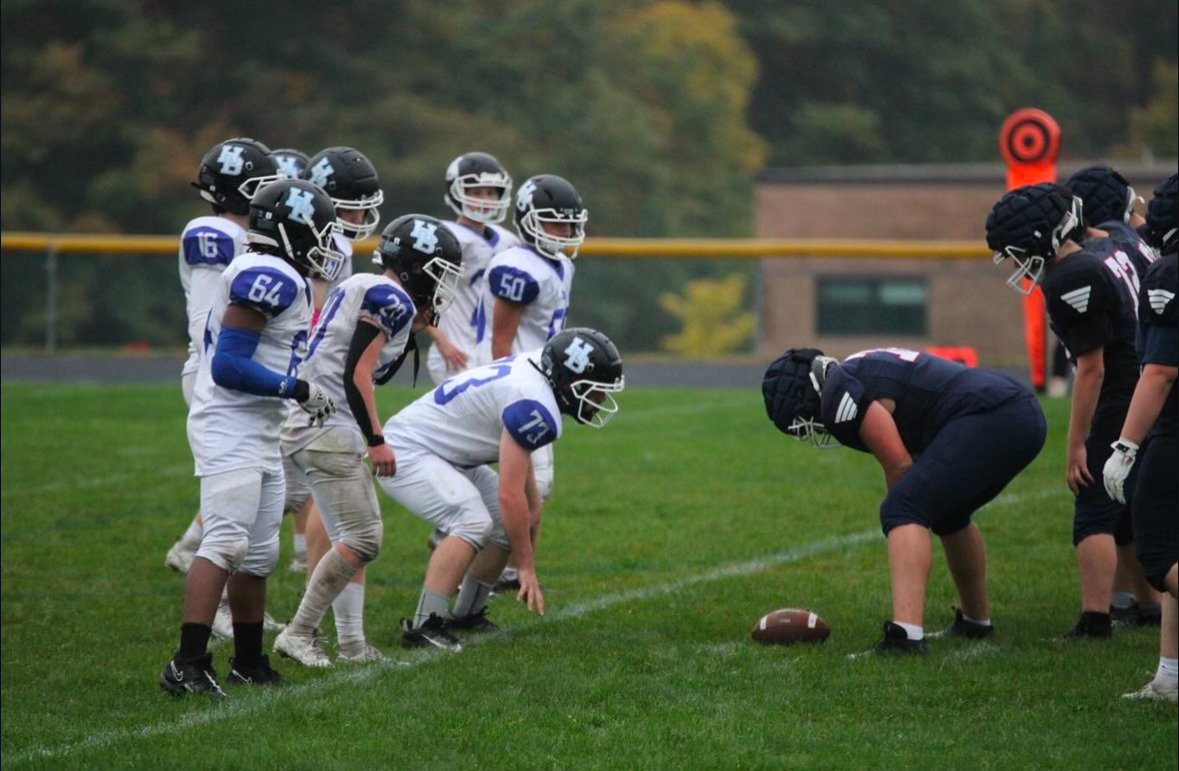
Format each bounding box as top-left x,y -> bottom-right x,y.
232,622 -> 264,667
333,582 -> 366,649
894,621 -> 925,641
414,588 -> 452,628
180,519 -> 204,551
963,612 -> 992,627
289,549 -> 357,637
453,574 -> 495,618
500,567 -> 518,583
1158,657 -> 1179,681
1110,591 -> 1136,610
179,623 -> 212,661
293,533 -> 307,561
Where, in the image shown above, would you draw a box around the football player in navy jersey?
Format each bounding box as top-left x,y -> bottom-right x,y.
988,183 -> 1159,639
1066,164 -> 1157,269
763,348 -> 1046,654
160,179 -> 342,697
1104,174 -> 1179,702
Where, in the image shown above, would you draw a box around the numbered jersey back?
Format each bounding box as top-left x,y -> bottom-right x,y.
187,252 -> 312,476
475,245 -> 574,365
179,216 -> 248,373
386,351 -> 562,467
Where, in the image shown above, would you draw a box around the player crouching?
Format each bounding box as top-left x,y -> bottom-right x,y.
160,179 -> 342,697
378,328 -> 624,651
273,215 -> 462,667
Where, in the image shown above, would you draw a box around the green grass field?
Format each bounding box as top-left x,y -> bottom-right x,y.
1,382 -> 1175,770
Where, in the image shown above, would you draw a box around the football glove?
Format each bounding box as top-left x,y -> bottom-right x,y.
296,381 -> 335,427
1102,438 -> 1138,504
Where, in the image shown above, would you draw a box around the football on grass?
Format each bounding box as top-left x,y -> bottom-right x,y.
751,608 -> 830,645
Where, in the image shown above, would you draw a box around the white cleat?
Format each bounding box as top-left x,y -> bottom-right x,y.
1122,678 -> 1178,703
287,556 -> 307,575
337,641 -> 388,664
211,598 -> 234,641
164,541 -> 196,574
262,613 -> 285,633
274,628 -> 333,668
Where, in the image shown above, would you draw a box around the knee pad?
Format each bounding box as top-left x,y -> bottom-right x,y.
238,535 -> 280,578
342,517 -> 384,564
196,534 -> 249,573
450,512 -> 493,551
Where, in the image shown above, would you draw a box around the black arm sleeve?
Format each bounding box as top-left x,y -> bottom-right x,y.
343,321 -> 385,446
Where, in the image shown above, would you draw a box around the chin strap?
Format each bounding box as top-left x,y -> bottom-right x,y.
374,334 -> 420,387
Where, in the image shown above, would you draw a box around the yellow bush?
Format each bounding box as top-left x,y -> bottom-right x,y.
659,273 -> 755,357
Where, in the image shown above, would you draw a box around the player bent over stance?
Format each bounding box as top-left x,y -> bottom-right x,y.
1104,174 -> 1179,702
160,179 -> 341,696
273,215 -> 462,666
763,348 -> 1046,654
379,328 -> 624,651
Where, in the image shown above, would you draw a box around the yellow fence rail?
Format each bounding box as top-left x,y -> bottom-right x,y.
0,230 -> 991,352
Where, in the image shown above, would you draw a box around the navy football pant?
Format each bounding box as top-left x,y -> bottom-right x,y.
1132,432 -> 1178,594
1071,431 -> 1136,546
880,396 -> 1047,536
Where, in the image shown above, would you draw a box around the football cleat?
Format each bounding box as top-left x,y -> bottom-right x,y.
337,641 -> 388,664
164,540 -> 196,574
931,609 -> 995,640
228,655 -> 285,686
287,555 -> 308,575
1062,612 -> 1112,640
447,608 -> 500,633
159,653 -> 226,698
273,627 -> 332,668
493,568 -> 521,594
401,614 -> 463,653
211,598 -> 234,641
872,622 -> 929,656
1121,678 -> 1178,703
1111,601 -> 1161,629
262,613 -> 285,633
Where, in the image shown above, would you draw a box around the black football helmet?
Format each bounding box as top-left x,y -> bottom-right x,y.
1065,165 -> 1139,228
444,151 -> 513,224
514,174 -> 588,259
372,214 -> 463,320
192,138 -> 279,216
536,328 -> 624,428
986,183 -> 1084,294
1146,173 -> 1179,254
305,147 -> 384,240
247,179 -> 345,280
762,348 -> 840,448
272,148 -> 310,180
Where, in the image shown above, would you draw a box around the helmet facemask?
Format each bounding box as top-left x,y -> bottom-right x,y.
276,214 -> 345,282
333,191 -> 384,240
569,375 -> 625,428
521,208 -> 589,259
993,194 -> 1082,295
447,172 -> 513,224
422,256 -> 463,323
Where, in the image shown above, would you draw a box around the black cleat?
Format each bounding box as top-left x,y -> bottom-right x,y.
447,608 -> 500,633
493,569 -> 520,594
228,655 -> 284,686
1062,611 -> 1112,640
940,609 -> 995,640
401,614 -> 463,652
872,622 -> 929,656
159,653 -> 226,698
1111,601 -> 1161,629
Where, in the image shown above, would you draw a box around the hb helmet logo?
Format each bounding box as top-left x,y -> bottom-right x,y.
309,158 -> 335,189
284,189 -> 317,224
410,219 -> 439,253
275,156 -> 302,178
217,145 -> 245,176
516,180 -> 537,212
563,337 -> 594,374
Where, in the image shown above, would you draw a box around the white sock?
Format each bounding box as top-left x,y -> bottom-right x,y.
1158,658 -> 1179,681
895,621 -> 924,641
453,575 -> 494,618
333,582 -> 366,649
293,533 -> 307,560
500,567 -> 518,582
1110,591 -> 1136,610
180,519 -> 204,550
289,549 -> 357,636
414,588 -> 452,627
963,612 -> 992,627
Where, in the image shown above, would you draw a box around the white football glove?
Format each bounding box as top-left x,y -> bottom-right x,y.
297,381 -> 336,427
1102,438 -> 1138,504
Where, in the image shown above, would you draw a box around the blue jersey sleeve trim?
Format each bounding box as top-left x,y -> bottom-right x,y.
211,327 -> 298,398
183,227 -> 235,267
502,399 -> 558,450
488,265 -> 541,305
360,284 -> 413,339
229,267 -> 299,317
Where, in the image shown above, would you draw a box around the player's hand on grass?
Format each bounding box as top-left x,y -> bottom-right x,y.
1066,441 -> 1092,495
296,380 -> 335,427
516,567 -> 545,616
368,441 -> 397,477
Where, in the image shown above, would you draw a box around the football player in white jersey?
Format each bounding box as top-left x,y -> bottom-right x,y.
273,215 -> 462,667
379,328 -> 623,651
476,174 -> 588,587
165,138 -> 279,575
160,179 -> 343,697
425,151 -> 519,385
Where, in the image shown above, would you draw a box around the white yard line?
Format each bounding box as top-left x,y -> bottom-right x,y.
6,484 -> 1055,766
0,465 -> 193,499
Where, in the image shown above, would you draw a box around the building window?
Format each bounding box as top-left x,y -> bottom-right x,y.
816,276 -> 927,336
